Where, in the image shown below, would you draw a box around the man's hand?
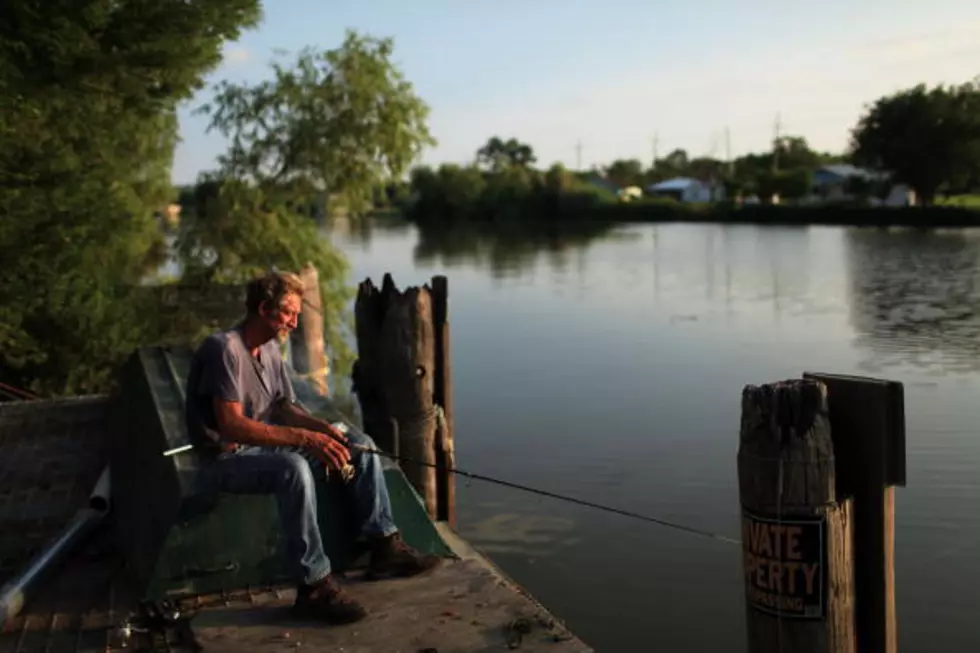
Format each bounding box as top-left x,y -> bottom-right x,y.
296,428 -> 351,470
322,423 -> 349,446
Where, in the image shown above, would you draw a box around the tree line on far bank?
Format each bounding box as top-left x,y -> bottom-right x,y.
389,78 -> 980,222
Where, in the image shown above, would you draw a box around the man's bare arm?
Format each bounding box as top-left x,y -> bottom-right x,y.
271,399 -> 348,444
213,398 -> 350,468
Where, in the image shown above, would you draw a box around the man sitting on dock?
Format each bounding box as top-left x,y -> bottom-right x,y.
184,271 -> 441,625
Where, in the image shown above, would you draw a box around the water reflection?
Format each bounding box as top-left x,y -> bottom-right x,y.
844,228 -> 980,372
461,511 -> 578,557
641,223 -> 834,326
326,214 -> 414,249
412,220 -> 624,279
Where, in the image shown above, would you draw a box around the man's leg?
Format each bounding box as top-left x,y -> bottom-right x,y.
195,447 -> 366,623
344,431 -> 442,578
344,431 -> 398,538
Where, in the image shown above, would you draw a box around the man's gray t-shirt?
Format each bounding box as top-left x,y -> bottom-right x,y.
185,325 -> 296,451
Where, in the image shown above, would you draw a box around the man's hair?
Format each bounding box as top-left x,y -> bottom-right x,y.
245,271 -> 305,316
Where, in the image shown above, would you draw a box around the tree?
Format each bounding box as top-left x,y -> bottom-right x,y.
198,31 -> 434,216
476,136 -> 536,171
0,0 -> 262,395
180,31 -> 435,376
605,159 -> 644,187
772,136 -> 823,171
648,148 -> 690,182
850,81 -> 980,204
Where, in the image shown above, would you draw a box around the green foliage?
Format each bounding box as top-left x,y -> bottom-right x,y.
176,177 -> 356,375
476,136 -> 536,171
0,0 -> 262,396
181,31 -> 435,377
406,160 -> 618,224
604,159 -> 645,187
404,154 -> 980,228
851,80 -> 980,204
198,30 -> 435,216
756,168 -> 812,201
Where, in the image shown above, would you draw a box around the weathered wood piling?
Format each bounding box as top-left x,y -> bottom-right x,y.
289,263 -> 330,396
352,274 -> 456,523
738,379 -> 855,652
803,373 -> 904,653
738,373 -> 905,653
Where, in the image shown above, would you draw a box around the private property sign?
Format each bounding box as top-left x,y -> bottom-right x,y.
741,510 -> 827,619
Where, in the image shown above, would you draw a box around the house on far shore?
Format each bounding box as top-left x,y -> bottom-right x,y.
645,177 -> 725,203
810,164 -> 915,206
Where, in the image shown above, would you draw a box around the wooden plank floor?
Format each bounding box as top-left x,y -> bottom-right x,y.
189,524 -> 591,653
1,525 -> 592,652
191,558 -> 589,653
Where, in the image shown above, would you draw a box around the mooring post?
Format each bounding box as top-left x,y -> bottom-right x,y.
353,275 -> 439,518
430,275 -> 456,525
738,379 -> 856,653
802,373 -> 905,653
353,278 -> 395,454
290,263 -> 329,396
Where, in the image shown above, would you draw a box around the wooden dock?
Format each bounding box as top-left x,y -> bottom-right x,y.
0,518 -> 590,652
185,525 -> 589,653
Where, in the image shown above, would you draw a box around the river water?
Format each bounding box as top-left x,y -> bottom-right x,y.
329,218 -> 980,652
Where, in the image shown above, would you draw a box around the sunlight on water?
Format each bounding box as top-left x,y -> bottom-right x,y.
330,217 -> 980,652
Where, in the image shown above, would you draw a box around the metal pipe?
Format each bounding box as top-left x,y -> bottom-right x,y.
0,466 -> 111,625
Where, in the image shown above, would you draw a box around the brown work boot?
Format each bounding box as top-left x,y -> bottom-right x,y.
292,575 -> 367,624
368,532 -> 442,579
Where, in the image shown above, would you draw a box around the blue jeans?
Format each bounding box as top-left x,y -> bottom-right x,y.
194,431 -> 398,585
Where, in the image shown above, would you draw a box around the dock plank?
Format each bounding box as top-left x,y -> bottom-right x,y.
191,557 -> 589,653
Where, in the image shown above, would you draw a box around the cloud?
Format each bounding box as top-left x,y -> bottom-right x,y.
223,46 -> 251,66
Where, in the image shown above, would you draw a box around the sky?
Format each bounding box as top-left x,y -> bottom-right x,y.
172,0 -> 980,185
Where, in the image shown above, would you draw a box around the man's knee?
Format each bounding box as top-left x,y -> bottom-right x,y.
350,433 -> 384,468
278,451 -> 317,491
351,432 -> 378,450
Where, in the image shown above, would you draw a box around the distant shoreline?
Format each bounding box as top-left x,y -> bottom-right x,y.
379,203 -> 980,229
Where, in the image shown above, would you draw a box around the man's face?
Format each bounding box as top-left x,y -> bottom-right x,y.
263,292 -> 302,340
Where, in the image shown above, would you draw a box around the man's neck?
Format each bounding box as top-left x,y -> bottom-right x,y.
239,318 -> 271,358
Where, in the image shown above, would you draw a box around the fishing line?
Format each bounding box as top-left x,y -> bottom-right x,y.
346,441 -> 742,546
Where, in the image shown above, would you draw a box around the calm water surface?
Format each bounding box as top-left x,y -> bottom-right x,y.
331,219 -> 980,652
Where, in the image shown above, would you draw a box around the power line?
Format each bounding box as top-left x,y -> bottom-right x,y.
349,442 -> 742,546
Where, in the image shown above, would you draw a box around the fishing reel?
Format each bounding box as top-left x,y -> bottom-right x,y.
332,421 -> 357,483
113,599 -> 202,652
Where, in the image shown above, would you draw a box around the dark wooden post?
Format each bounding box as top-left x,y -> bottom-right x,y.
430,275 -> 456,525
802,373 -> 905,653
290,263 -> 330,396
353,277 -> 395,454
738,379 -> 856,653
353,275 -> 439,518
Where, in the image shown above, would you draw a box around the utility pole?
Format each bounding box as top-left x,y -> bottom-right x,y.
772,112 -> 782,172
575,139 -> 583,171
652,133 -> 659,165
725,127 -> 733,176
